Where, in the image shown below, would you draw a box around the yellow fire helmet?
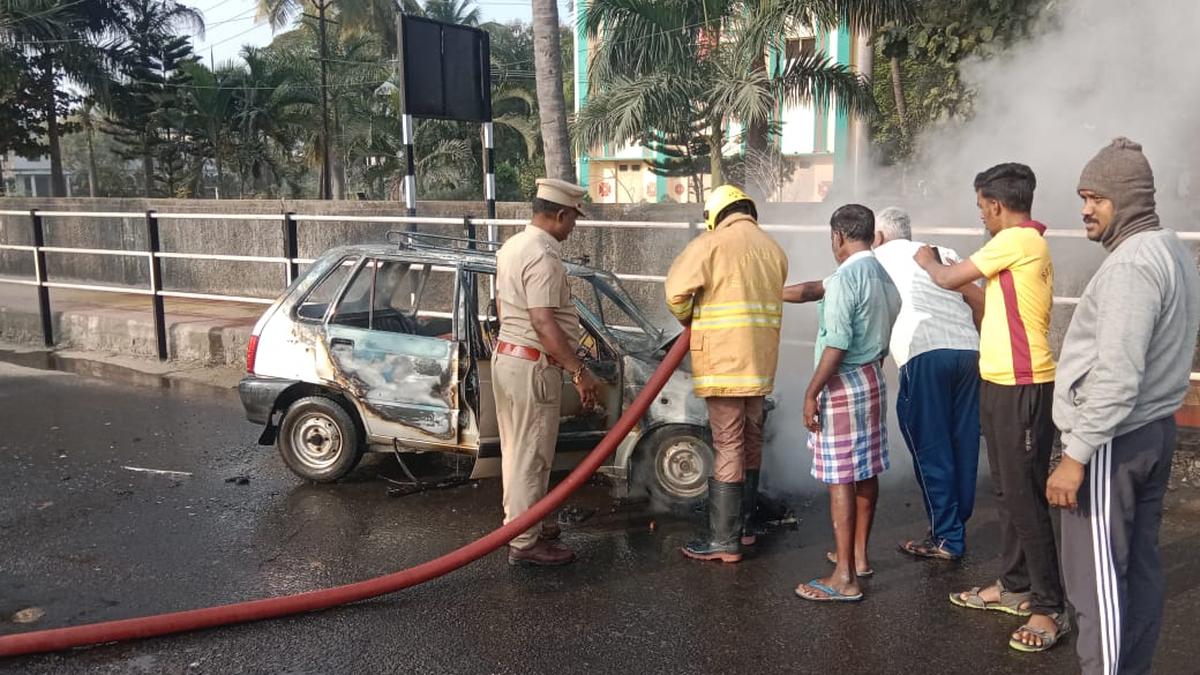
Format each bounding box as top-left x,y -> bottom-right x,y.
703,184 -> 754,231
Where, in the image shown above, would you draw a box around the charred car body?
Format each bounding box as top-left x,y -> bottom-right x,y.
239,234 -> 732,504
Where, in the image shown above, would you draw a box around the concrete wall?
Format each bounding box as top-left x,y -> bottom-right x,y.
4,196 -> 1196,355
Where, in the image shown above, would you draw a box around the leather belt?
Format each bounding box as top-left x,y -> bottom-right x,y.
496,341 -> 562,368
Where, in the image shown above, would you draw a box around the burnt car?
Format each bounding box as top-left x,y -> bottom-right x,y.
238,234 -> 727,504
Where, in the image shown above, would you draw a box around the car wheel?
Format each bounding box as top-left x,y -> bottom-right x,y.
637,426 -> 713,507
277,396 -> 363,482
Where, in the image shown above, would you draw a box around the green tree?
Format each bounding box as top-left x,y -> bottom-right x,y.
0,49 -> 46,164
421,0 -> 481,25
179,61 -> 239,197
61,115 -> 140,197
105,0 -> 204,196
3,0 -> 126,196
229,46 -> 316,197
576,0 -> 878,191
872,0 -> 1052,164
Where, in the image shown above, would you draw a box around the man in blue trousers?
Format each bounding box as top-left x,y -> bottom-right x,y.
873,207 -> 984,560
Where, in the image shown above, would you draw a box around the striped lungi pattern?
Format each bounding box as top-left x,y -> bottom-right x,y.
809,361 -> 890,484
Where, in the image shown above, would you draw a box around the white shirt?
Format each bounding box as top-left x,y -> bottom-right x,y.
872,239 -> 979,367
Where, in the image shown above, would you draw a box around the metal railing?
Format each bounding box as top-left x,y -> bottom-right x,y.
2,207 -> 1198,361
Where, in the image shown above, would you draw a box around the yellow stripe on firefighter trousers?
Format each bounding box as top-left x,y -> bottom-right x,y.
693,374 -> 775,388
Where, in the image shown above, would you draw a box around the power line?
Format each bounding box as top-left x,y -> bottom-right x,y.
9,12 -> 257,46
196,0 -> 238,14
199,20 -> 264,51
0,0 -> 89,26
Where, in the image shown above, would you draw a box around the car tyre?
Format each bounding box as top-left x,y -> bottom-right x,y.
635,425 -> 714,509
278,396 -> 363,482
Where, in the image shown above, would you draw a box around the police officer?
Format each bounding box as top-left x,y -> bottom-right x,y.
494,178 -> 600,566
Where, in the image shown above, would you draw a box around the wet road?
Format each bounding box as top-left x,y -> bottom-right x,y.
1,360 -> 1199,674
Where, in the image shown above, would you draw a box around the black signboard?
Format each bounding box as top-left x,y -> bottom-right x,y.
401,15 -> 492,122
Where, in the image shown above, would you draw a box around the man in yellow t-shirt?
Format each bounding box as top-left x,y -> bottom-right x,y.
915,163 -> 1067,654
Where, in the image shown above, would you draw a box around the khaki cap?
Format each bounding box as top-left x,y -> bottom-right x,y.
536,178 -> 588,217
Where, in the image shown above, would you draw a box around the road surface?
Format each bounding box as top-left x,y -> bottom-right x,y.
1,358 -> 1199,674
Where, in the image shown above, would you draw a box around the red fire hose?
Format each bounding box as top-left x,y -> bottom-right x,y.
0,330 -> 692,658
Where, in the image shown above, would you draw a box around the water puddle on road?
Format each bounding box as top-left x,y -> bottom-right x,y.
0,349 -> 238,400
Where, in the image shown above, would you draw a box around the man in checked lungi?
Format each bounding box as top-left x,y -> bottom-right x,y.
784,204 -> 900,602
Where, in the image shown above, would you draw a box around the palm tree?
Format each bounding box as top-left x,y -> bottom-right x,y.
532,0 -> 574,182
231,47 -> 316,196
421,0 -> 481,26
180,61 -> 240,197
491,86 -> 540,160
575,0 -> 899,190
258,0 -> 404,197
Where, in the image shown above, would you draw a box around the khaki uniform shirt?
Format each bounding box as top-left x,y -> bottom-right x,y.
496,224 -> 582,350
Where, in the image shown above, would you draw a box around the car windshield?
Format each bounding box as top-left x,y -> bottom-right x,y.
571,271 -> 669,353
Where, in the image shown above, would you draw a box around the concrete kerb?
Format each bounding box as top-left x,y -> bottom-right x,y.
0,302 -> 254,366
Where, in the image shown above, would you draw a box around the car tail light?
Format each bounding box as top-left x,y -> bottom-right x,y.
246,335 -> 260,374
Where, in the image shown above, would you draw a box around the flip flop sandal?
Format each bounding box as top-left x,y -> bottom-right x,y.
1009,613 -> 1072,653
899,539 -> 961,561
795,579 -> 864,603
825,551 -> 874,577
948,583 -> 1033,617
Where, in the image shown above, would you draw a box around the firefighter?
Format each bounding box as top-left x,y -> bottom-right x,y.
494,178 -> 601,566
665,185 -> 789,563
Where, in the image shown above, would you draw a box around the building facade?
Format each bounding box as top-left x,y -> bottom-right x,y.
1,154 -> 73,198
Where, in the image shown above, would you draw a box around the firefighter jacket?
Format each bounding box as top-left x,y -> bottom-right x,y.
665,213 -> 788,397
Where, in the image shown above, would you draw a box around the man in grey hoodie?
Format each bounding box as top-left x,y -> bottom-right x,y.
1049,137 -> 1200,675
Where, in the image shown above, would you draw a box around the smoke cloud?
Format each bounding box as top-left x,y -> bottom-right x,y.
762,0 -> 1200,497
885,0 -> 1200,236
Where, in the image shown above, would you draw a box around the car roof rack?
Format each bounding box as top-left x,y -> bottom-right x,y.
386,230 -> 501,254
385,229 -> 593,268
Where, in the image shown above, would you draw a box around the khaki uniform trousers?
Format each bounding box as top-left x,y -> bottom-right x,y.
706,396 -> 765,483
493,351 -> 562,549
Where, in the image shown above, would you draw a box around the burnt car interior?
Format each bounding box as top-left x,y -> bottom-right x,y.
459,267 -> 620,450
329,260 -> 455,339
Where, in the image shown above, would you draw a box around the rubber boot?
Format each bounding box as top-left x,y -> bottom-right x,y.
741,469 -> 762,546
681,479 -> 743,563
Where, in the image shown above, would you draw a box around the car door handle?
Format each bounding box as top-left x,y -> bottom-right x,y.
330,337 -> 354,348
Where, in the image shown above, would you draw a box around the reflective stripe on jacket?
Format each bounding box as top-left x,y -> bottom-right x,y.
664,214 -> 788,397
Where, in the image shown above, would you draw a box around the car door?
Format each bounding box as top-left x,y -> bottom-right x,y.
322,257 -> 461,450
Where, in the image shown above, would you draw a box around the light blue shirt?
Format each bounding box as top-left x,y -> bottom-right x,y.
814,250 -> 902,370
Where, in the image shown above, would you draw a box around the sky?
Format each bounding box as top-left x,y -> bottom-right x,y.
186,0 -> 574,67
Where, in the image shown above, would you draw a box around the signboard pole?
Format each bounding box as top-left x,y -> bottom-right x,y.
396,14 -> 417,218
482,121 -> 495,224
402,113 -> 417,218
480,32 -> 496,228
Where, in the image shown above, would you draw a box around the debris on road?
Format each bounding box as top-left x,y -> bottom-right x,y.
384,475 -> 471,497
558,505 -> 597,526
11,607 -> 45,624
225,476 -> 251,486
122,466 -> 193,478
